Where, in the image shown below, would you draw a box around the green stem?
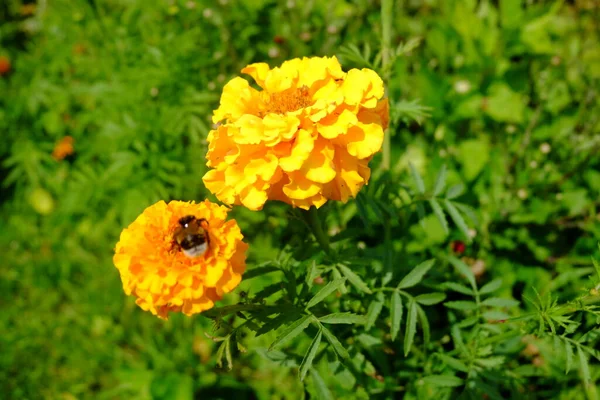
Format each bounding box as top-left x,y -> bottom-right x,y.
302,207 -> 332,256
381,0 -> 393,171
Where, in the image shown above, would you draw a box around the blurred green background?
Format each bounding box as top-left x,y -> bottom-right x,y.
1,0 -> 599,399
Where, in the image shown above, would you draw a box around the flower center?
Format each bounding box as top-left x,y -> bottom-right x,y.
262,86 -> 311,115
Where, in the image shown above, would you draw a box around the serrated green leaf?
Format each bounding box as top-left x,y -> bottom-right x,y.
338,264 -> 372,294
319,313 -> 366,325
430,199 -> 449,234
404,299 -> 418,356
415,292 -> 447,305
244,265 -> 279,279
437,354 -> 469,373
433,164 -> 447,196
409,163 -> 425,194
445,301 -> 478,310
457,315 -> 480,328
416,304 -> 430,345
578,345 -> 591,385
390,291 -> 403,341
482,310 -> 510,320
446,183 -> 465,199
482,297 -> 519,308
321,324 -> 349,359
398,259 -> 436,289
299,330 -> 322,381
444,200 -> 471,242
306,278 -> 346,309
331,268 -> 347,295
476,356 -> 506,368
216,338 -> 228,368
479,278 -> 503,295
416,202 -> 426,229
224,337 -> 233,370
565,340 -> 574,374
442,282 -> 475,296
592,256 -> 600,280
423,375 -> 464,387
447,256 -> 477,291
269,315 -> 311,350
366,296 -> 384,330
306,261 -> 317,288
310,367 -> 334,400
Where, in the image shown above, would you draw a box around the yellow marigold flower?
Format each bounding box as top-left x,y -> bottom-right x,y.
203,56 -> 389,210
113,200 -> 248,319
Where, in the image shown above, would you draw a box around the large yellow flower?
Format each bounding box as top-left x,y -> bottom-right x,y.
113,200 -> 247,319
203,56 -> 389,210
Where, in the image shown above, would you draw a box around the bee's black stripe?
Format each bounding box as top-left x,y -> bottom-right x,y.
180,234 -> 207,250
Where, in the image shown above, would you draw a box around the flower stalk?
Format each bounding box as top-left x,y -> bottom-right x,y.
302,207 -> 332,256
381,0 -> 393,171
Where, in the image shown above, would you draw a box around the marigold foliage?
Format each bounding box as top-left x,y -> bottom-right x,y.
203,56 -> 389,210
113,200 -> 247,319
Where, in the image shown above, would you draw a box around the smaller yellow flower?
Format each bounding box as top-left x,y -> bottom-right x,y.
113,200 -> 248,319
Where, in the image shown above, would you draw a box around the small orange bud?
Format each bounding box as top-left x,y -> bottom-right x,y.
0,56 -> 11,76
52,136 -> 75,161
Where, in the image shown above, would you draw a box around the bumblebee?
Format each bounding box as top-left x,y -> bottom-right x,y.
173,215 -> 210,258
